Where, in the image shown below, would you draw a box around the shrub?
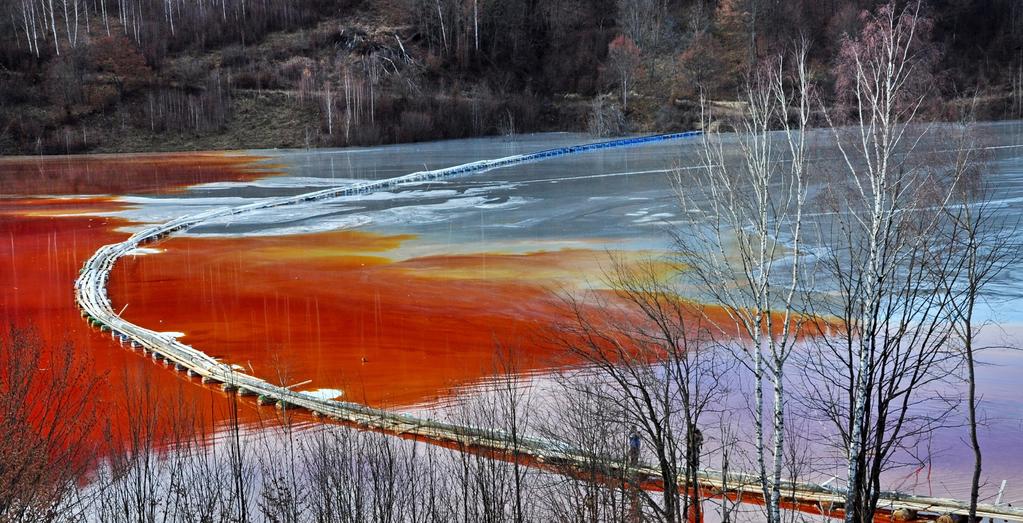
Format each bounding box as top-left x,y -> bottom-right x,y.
396,110 -> 433,142
587,97 -> 625,137
85,84 -> 120,112
280,56 -> 316,83
220,45 -> 250,68
91,36 -> 153,97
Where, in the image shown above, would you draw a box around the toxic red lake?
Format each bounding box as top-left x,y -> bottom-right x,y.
3,132 -> 1022,506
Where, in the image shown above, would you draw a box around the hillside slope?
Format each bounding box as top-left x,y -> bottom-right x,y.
1,0 -> 1020,155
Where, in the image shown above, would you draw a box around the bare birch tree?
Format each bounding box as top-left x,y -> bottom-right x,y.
607,35 -> 642,112
809,3 -> 968,522
673,43 -> 814,523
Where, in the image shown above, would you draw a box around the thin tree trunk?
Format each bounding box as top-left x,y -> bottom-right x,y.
47,0 -> 59,55
29,0 -> 40,56
61,0 -> 71,47
325,82 -> 332,135
436,0 -> 447,52
965,295 -> 981,520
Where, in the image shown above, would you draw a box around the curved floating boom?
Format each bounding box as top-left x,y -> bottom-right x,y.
73,132 -> 1022,522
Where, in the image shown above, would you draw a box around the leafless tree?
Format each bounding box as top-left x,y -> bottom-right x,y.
445,364 -> 539,523
549,255 -> 731,523
674,42 -> 814,523
810,3 -> 970,521
938,111 -> 1020,520
615,0 -> 668,50
587,96 -> 626,137
256,405 -> 307,522
607,35 -> 642,112
537,378 -> 633,522
0,325 -> 101,522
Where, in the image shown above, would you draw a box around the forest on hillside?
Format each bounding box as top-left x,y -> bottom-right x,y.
5,2 -> 1023,522
1,0 -> 1021,154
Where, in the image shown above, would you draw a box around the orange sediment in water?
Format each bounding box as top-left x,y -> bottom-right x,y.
0,151 -> 274,195
105,229 -> 810,409
106,231 -> 603,408
0,152 -> 284,453
0,199 -> 270,450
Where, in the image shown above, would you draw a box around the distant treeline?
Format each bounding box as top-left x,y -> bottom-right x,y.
1,0 -> 1021,153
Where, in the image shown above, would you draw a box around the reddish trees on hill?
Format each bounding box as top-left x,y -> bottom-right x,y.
607,35 -> 642,111
833,2 -> 940,115
91,35 -> 152,97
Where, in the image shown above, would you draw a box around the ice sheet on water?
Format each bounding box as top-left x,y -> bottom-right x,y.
100,186 -> 525,236
516,168 -> 672,185
355,188 -> 461,201
300,388 -> 344,400
95,177 -> 531,236
632,212 -> 675,224
98,196 -> 254,228
463,183 -> 521,194
125,247 -> 163,256
191,195 -> 533,237
195,214 -> 374,237
193,176 -> 371,190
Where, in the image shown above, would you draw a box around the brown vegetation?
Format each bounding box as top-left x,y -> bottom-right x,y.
2,0 -> 1022,154
0,326 -> 101,521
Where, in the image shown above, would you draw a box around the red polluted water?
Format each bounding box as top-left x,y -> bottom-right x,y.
106,232 -> 617,407
105,225 -> 766,408
0,149 -> 667,452
0,152 -> 281,452
0,152 -> 275,196
0,152 -> 654,455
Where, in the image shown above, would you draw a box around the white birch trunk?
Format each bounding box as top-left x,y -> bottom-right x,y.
46,0 -> 59,55
60,0 -> 71,48
101,0 -> 108,35
325,83 -> 332,135
681,47 -> 812,523
166,0 -> 174,36
29,0 -> 40,56
436,0 -> 447,52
